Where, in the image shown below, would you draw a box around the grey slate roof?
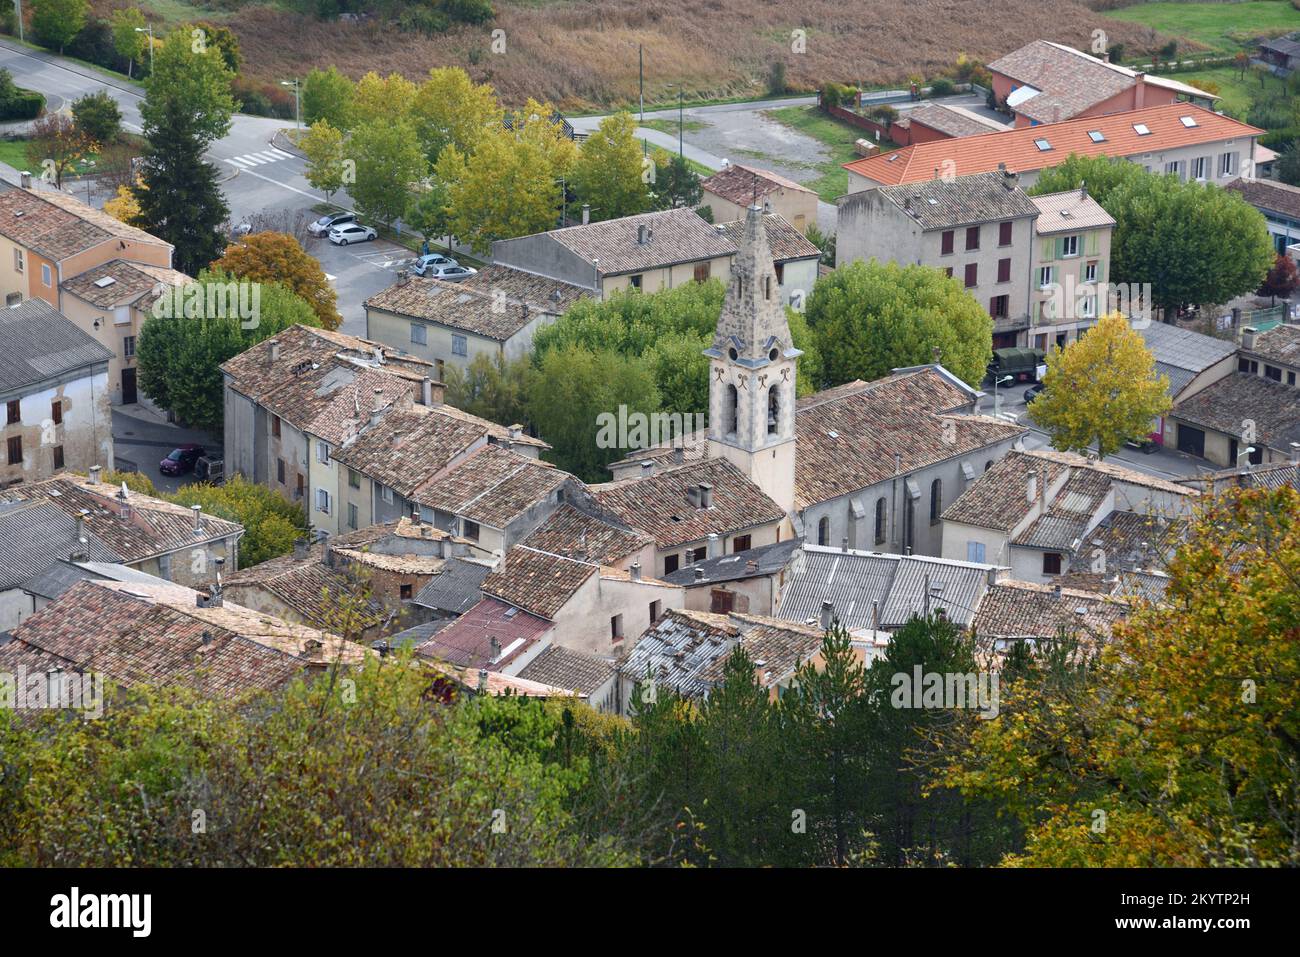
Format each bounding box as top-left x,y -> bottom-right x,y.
0,299 -> 113,395
411,557 -> 492,616
18,558 -> 164,601
0,500 -> 120,590
1137,322 -> 1236,399
778,544 -> 995,631
856,171 -> 1040,231
385,617 -> 453,650
662,538 -> 802,587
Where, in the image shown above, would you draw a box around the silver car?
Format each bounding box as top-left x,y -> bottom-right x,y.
309,212 -> 355,236
328,222 -> 377,245
412,253 -> 459,276
426,264 -> 477,282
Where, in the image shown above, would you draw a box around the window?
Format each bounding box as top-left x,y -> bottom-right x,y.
966,541 -> 986,563
998,221 -> 1013,246
724,384 -> 738,435
1238,357 -> 1259,374
1164,159 -> 1184,179
1084,261 -> 1098,282
1079,294 -> 1096,318
664,553 -> 680,575
1218,152 -> 1237,177
940,230 -> 954,255
984,460 -> 993,472
452,334 -> 467,356
348,468 -> 361,489
710,589 -> 736,614
997,258 -> 1011,283
410,322 -> 427,346
1039,265 -> 1054,288
649,600 -> 662,623
1266,365 -> 1282,382
774,262 -> 784,284
13,248 -> 22,273
1043,552 -> 1062,575
989,294 -> 1009,319
4,293 -> 18,307
41,264 -> 52,287
1061,235 -> 1079,257
50,400 -> 61,425
1191,156 -> 1207,180
965,225 -> 980,251
123,335 -> 136,358
732,534 -> 752,553
462,519 -> 480,541
929,478 -> 943,524
763,275 -> 772,300
51,444 -> 65,469
316,440 -> 329,464
348,503 -> 359,531
1132,123 -> 1151,136
380,484 -> 394,505
272,415 -> 281,438
158,553 -> 172,581
6,400 -> 18,425
5,435 -> 22,462
964,263 -> 978,288
1179,115 -> 1198,128
277,458 -> 285,484
689,546 -> 706,564
629,274 -> 643,290
1289,372 -> 1297,387
767,384 -> 779,435
874,497 -> 886,545
817,516 -> 830,546
1033,138 -> 1052,152
315,489 -> 330,513
400,583 -> 413,600
1087,130 -> 1106,143
611,614 -> 624,641
693,262 -> 711,282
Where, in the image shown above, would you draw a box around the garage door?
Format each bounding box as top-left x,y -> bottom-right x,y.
1176,424 -> 1205,458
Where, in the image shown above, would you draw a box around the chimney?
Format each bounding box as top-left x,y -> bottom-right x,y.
269,339 -> 281,363
76,509 -> 88,543
1026,472 -> 1037,503
582,204 -> 591,225
1134,72 -> 1146,109
707,532 -> 720,559
489,636 -> 502,664
1290,442 -> 1300,466
372,346 -> 384,365
191,504 -> 203,535
1053,584 -> 1062,600
1080,181 -> 1088,201
671,445 -> 684,465
1039,469 -> 1047,511
369,387 -> 385,427
819,600 -> 834,630
88,465 -> 101,485
871,599 -> 880,634
986,566 -> 998,586
421,377 -> 433,406
640,460 -> 655,479
477,669 -> 489,694
694,566 -> 705,581
292,537 -> 310,560
117,482 -> 131,520
637,224 -> 651,245
842,536 -> 849,552
20,171 -> 32,189
508,424 -> 522,441
1241,326 -> 1258,351
630,561 -> 642,581
198,557 -> 225,608
698,482 -> 713,509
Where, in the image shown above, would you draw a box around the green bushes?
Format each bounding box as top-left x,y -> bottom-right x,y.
0,69 -> 45,120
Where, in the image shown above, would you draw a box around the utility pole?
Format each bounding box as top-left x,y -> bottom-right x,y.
639,44 -> 645,157
280,78 -> 301,130
13,0 -> 22,43
134,24 -> 154,74
678,87 -> 684,158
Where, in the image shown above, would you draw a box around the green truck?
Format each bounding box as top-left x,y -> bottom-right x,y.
986,347 -> 1046,384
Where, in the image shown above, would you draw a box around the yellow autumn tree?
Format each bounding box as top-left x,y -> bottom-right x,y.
352,71 -> 417,122
942,484 -> 1300,866
214,231 -> 341,330
1027,312 -> 1171,460
409,66 -> 502,165
437,98 -> 577,253
104,180 -> 144,226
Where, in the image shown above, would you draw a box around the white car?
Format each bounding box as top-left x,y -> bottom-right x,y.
426,264 -> 477,282
411,253 -> 459,276
328,223 -> 377,245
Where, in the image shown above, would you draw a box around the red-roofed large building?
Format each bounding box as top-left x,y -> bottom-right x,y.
842,104 -> 1263,192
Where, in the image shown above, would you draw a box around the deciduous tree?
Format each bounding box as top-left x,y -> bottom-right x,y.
409,66 -> 502,165
571,111 -> 651,221
302,66 -> 356,131
300,120 -> 350,203
348,119 -> 426,228
214,231 -> 342,330
1027,312 -> 1170,459
31,0 -> 87,54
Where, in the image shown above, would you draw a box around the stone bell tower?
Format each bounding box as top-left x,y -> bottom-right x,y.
706,203 -> 800,514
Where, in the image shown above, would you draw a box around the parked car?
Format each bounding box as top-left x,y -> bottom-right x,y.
411,253 -> 459,276
1023,383 -> 1046,404
159,444 -> 205,476
1125,436 -> 1160,454
309,212 -> 355,236
195,455 -> 224,483
231,220 -> 252,238
328,222 -> 378,245
425,264 -> 477,282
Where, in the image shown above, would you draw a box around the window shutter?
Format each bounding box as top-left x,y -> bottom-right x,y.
1054,237 -> 1064,259
1097,260 -> 1105,284
1086,230 -> 1099,256
1040,237 -> 1053,260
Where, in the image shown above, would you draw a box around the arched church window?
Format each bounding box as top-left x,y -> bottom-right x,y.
767,384 -> 779,435
725,384 -> 738,435
818,516 -> 829,546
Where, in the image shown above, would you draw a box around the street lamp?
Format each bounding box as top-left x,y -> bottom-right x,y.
1237,445 -> 1256,467
13,0 -> 22,43
991,375 -> 1013,416
280,79 -> 301,131
134,24 -> 154,74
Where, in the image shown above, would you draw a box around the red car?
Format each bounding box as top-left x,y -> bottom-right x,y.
159,444 -> 205,476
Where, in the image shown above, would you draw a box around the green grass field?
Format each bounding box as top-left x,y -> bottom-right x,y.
638,117 -> 708,136
763,104 -> 887,202
1160,65 -> 1268,118
1106,1 -> 1300,54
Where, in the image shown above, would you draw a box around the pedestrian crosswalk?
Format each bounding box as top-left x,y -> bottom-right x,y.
224,147 -> 297,169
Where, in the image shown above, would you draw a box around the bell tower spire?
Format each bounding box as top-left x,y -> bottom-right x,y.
706,203 -> 800,514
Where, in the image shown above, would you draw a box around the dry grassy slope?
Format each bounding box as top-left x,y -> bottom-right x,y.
229,0 -> 1173,110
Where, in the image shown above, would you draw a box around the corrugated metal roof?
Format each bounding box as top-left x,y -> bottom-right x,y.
0,299 -> 114,395
412,557 -> 491,616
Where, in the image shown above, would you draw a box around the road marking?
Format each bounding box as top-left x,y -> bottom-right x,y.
267,147 -> 295,159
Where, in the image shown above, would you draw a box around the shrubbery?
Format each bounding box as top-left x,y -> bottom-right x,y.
0,69 -> 45,120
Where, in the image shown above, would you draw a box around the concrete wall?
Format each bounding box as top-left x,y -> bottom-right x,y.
549,573 -> 685,656
600,255 -> 733,297
779,257 -> 819,309
654,518 -> 783,577
0,371 -> 113,485
706,188 -> 819,234
365,307 -> 562,377
57,298 -> 144,406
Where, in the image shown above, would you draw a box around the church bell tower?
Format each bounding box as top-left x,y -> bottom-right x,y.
706,203 -> 799,514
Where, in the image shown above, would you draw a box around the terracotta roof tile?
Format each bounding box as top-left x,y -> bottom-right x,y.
701,163 -> 815,206
480,545 -> 596,619
521,503 -> 652,565
1172,372 -> 1300,452
547,207 -> 736,276
412,444 -> 570,529
971,579 -> 1128,640
716,213 -> 820,262
414,596 -> 551,669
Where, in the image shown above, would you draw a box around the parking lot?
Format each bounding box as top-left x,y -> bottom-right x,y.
304,234 -> 418,337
